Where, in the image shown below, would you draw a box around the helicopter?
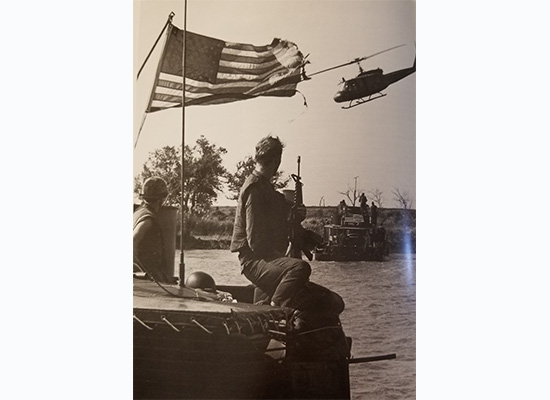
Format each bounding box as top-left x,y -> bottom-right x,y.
308,44 -> 415,109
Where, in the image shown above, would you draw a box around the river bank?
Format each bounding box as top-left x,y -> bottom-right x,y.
179,206 -> 416,253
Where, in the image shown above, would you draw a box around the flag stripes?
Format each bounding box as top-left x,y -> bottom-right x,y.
146,25 -> 305,111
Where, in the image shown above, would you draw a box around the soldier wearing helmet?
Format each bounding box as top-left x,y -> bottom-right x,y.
133,177 -> 173,283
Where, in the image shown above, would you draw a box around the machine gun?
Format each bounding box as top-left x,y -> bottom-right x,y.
287,156 -> 322,260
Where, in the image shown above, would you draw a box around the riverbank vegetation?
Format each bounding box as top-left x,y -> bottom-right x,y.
135,139 -> 416,253
180,206 -> 416,253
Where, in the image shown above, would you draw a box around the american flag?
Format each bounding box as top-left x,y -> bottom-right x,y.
146,24 -> 307,111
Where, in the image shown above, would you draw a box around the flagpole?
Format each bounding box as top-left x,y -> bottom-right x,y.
137,12 -> 175,80
133,113 -> 147,149
135,13 -> 175,149
178,0 -> 188,286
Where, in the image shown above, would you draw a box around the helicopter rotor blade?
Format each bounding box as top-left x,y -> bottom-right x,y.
352,44 -> 406,64
308,60 -> 361,77
307,44 -> 407,78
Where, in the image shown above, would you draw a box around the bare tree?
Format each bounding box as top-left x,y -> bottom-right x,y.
368,188 -> 384,207
392,188 -> 413,209
338,187 -> 361,206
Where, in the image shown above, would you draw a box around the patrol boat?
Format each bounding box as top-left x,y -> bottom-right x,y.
134,278 -> 354,399
314,206 -> 389,261
133,207 -> 356,399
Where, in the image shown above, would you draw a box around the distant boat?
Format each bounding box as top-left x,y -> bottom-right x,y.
314,206 -> 389,261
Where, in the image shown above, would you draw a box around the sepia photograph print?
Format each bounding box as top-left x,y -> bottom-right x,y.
6,1 -> 550,399
133,0 -> 415,398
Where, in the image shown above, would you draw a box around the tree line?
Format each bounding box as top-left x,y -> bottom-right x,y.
134,135 -> 289,216
338,186 -> 414,210
134,135 -> 414,216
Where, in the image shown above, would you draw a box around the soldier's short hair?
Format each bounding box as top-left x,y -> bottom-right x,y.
254,135 -> 284,166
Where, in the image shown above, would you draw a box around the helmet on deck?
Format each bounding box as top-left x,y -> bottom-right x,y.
140,177 -> 168,201
185,271 -> 217,293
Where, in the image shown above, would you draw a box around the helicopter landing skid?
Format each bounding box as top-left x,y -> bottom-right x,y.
342,93 -> 386,109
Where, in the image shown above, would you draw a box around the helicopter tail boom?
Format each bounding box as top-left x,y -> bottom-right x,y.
383,62 -> 415,87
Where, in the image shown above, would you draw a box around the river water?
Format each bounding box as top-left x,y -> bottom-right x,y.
178,250 -> 416,400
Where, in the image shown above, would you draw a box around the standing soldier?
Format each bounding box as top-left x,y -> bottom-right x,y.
370,201 -> 378,228
359,193 -> 369,225
338,199 -> 347,225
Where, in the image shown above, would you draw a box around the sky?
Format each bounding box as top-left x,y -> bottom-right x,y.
133,0 -> 416,208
